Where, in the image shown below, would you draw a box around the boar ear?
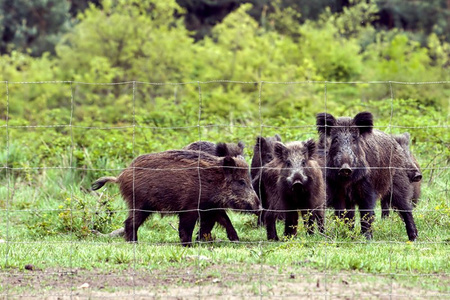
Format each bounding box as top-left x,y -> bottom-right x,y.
402,132 -> 411,145
305,139 -> 316,158
316,113 -> 336,136
274,134 -> 282,142
222,156 -> 236,175
216,143 -> 229,157
255,136 -> 268,152
393,133 -> 409,148
237,141 -> 245,151
354,111 -> 373,135
255,136 -> 265,146
274,142 -> 288,161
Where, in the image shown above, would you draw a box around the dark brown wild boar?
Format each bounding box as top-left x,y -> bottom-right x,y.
91,150 -> 260,246
183,141 -> 245,241
250,134 -> 282,180
316,111 -> 418,241
258,140 -> 325,240
381,132 -> 422,217
250,134 -> 282,226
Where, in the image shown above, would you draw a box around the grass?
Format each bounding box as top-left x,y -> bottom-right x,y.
0,134 -> 449,297
1,172 -> 449,296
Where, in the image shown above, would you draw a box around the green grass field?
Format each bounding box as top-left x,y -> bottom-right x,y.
0,81 -> 449,298
1,166 -> 449,298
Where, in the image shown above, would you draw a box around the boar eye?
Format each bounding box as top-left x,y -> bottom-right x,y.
301,160 -> 306,167
286,161 -> 292,168
237,179 -> 246,186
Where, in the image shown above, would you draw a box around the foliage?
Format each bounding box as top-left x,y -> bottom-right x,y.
0,0 -> 103,56
0,0 -> 72,56
0,2 -> 448,297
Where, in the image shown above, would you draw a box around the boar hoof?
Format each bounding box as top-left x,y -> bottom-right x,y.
363,231 -> 373,240
408,231 -> 418,242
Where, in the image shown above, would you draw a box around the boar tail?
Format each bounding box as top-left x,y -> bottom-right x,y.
91,176 -> 118,191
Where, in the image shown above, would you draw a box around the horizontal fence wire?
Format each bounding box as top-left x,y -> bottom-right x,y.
1,80 -> 449,299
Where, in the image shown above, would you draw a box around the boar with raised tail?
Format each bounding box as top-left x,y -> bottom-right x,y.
183,141 -> 245,241
91,150 -> 260,246
316,111 -> 418,241
381,132 -> 422,218
259,140 -> 325,240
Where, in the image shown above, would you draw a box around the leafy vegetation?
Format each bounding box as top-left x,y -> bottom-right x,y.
0,0 -> 448,297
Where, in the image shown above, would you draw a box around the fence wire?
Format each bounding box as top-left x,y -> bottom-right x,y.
1,80 -> 449,299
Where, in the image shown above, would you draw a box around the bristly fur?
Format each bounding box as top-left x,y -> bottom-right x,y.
251,134 -> 283,226
381,132 -> 422,217
316,111 -> 418,241
251,134 -> 282,180
258,140 -> 325,240
184,141 -> 244,158
183,141 -> 247,241
92,149 -> 259,246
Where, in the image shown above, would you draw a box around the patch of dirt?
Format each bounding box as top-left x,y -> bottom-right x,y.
1,265 -> 449,299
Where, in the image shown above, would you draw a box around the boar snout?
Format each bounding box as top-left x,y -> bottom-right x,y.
412,171 -> 422,182
287,172 -> 308,189
235,192 -> 260,212
338,163 -> 353,178
251,194 -> 262,211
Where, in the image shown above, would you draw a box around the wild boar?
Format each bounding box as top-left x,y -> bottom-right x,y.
381,132 -> 422,217
183,141 -> 245,241
258,139 -> 325,240
250,134 -> 282,226
316,111 -> 418,241
91,150 -> 260,246
250,134 -> 282,179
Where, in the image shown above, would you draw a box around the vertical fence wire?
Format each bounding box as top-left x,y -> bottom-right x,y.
388,80 -> 394,300
323,81 -> 328,300
69,82 -> 75,298
196,81 -> 203,300
4,81 -> 10,299
132,80 -> 137,300
0,80 -> 449,299
258,81 -> 264,300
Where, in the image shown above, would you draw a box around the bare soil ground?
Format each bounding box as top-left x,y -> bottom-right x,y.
1,265 -> 449,299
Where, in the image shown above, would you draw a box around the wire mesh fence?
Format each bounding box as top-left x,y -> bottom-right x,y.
0,80 -> 449,299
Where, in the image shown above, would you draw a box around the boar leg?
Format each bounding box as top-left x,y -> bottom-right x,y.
314,209 -> 325,233
397,207 -> 417,241
124,209 -> 151,242
253,177 -> 266,227
380,196 -> 391,218
344,205 -> 356,230
265,211 -> 279,241
355,182 -> 377,240
215,211 -> 239,241
197,211 -> 216,241
333,190 -> 355,230
301,210 -> 314,235
256,211 -> 266,227
390,179 -> 418,241
305,209 -> 325,234
197,211 -> 239,242
178,211 -> 199,247
284,210 -> 298,238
